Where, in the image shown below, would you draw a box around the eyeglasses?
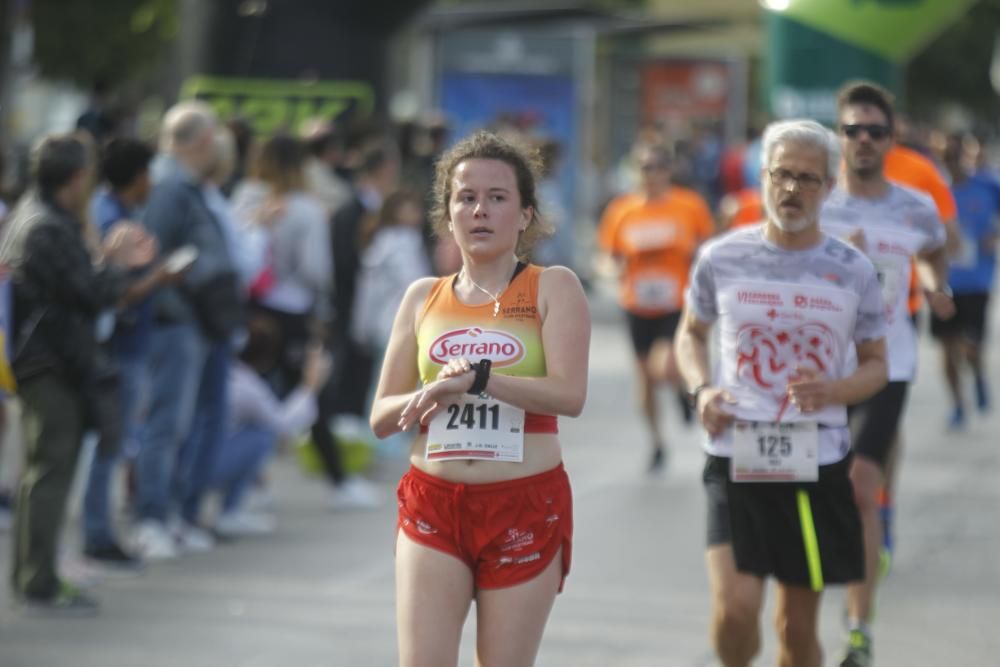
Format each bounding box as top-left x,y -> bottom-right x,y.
767,168 -> 824,191
840,123 -> 891,141
639,162 -> 669,173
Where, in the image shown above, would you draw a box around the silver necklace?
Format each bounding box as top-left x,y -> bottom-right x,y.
461,260 -> 517,317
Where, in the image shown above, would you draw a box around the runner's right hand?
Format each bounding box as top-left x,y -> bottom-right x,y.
697,387 -> 737,437
398,375 -> 474,431
437,357 -> 474,381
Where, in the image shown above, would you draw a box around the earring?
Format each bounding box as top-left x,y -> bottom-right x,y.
448,223 -> 454,232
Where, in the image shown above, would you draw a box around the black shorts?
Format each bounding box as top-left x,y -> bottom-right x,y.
626,311 -> 681,357
848,381 -> 909,469
929,292 -> 990,343
704,454 -> 864,587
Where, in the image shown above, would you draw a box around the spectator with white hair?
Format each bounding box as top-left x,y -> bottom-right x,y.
133,101 -> 244,560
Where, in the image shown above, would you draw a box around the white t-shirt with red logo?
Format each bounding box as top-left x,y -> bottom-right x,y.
687,227 -> 885,464
821,184 -> 945,381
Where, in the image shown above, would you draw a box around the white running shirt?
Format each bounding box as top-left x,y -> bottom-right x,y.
687,226 -> 885,464
821,184 -> 945,381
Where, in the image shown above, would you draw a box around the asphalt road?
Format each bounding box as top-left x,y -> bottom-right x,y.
0,293 -> 997,666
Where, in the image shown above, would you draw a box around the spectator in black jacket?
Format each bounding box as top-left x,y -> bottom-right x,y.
0,133 -> 156,613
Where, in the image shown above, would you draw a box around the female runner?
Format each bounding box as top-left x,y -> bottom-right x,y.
370,130 -> 591,666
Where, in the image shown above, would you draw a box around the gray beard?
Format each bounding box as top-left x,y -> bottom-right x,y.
763,195 -> 813,233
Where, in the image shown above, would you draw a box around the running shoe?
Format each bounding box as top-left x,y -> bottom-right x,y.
648,446 -> 667,473
947,405 -> 965,431
84,542 -> 145,572
975,375 -> 990,413
18,580 -> 100,616
131,519 -> 178,561
172,520 -> 215,553
840,629 -> 873,667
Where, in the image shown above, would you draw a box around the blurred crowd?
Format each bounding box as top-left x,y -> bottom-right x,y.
0,99 -> 483,611
0,91 -> 996,613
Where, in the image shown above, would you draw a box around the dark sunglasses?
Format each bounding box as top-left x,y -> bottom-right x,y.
840,123 -> 891,141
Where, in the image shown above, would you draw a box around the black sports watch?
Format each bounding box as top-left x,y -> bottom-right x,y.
686,383 -> 711,409
467,359 -> 492,396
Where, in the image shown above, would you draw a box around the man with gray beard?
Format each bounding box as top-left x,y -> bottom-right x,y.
675,119 -> 888,667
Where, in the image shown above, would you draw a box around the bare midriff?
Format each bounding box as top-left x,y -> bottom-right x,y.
408,433 -> 562,484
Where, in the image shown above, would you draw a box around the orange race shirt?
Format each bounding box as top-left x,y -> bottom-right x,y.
729,189 -> 764,229
416,264 -> 556,433
598,187 -> 714,316
884,145 -> 955,314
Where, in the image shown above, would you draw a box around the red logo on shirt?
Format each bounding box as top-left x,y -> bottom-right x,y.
735,323 -> 836,399
430,327 -> 526,368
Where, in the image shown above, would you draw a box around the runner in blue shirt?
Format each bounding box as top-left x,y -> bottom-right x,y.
930,134 -> 998,428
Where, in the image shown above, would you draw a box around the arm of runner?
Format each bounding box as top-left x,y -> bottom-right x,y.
675,306 -> 736,437
915,244 -> 955,319
370,277 -> 440,438
462,266 -> 591,418
786,338 -> 887,411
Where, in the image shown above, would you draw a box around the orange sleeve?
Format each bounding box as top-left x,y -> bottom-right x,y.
886,147 -> 956,221
598,195 -> 628,254
920,164 -> 957,221
692,193 -> 716,241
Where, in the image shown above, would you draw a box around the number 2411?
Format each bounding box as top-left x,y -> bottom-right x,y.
447,403 -> 500,431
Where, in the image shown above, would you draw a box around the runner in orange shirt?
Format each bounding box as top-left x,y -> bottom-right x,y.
598,143 -> 715,471
719,188 -> 764,230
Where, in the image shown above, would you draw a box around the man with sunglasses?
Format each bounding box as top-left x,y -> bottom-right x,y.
598,142 -> 714,471
821,81 -> 955,667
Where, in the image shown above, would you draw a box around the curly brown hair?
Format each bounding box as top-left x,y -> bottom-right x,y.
430,130 -> 552,261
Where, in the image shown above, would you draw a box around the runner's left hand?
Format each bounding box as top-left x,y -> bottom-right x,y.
786,367 -> 834,413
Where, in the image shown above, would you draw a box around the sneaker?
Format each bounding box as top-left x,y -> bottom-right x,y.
131,519 -> 178,561
214,510 -> 275,538
975,375 -> 990,413
84,542 -> 145,572
648,446 -> 667,473
245,487 -> 276,513
947,406 -> 965,431
172,520 -> 215,553
19,580 -> 99,617
840,629 -> 873,667
330,476 -> 381,510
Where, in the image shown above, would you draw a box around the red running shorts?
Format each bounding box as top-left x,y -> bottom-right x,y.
396,463 -> 573,591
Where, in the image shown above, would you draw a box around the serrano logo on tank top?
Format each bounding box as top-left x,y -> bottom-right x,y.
430,327 -> 526,367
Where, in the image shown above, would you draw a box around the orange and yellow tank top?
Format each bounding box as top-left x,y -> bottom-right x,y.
416,263 -> 556,433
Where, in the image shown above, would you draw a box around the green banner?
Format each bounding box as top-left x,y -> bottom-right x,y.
772,0 -> 976,62
181,76 -> 375,136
